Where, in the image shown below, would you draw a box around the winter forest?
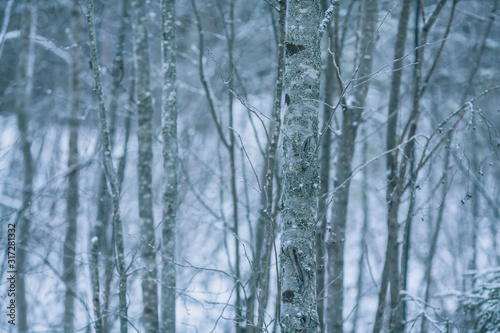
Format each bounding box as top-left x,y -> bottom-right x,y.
1,0 -> 500,332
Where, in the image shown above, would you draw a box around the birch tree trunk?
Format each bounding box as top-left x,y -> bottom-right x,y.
63,0 -> 82,330
279,0 -> 321,331
327,1 -> 377,332
86,1 -> 128,332
15,1 -> 35,331
131,0 -> 160,331
161,0 -> 178,331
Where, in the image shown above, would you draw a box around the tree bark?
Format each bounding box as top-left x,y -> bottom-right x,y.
279,0 -> 322,331
90,235 -> 104,333
161,0 -> 178,331
86,1 -> 128,332
15,1 -> 35,331
63,1 -> 82,331
131,0 -> 160,331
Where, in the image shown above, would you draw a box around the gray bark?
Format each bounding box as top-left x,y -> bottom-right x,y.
372,1 -> 411,332
279,0 -> 322,331
86,1 -> 128,332
161,0 -> 178,331
327,1 -> 377,332
131,0 -> 160,331
90,236 -> 104,333
63,1 -> 82,331
15,1 -> 35,331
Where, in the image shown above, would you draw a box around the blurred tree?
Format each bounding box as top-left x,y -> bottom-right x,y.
62,0 -> 82,331
131,0 -> 160,331
14,0 -> 35,331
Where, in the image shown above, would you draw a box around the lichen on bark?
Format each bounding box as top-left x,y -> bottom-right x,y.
279,0 -> 322,332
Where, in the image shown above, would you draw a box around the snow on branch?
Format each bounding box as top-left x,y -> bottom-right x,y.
319,0 -> 340,38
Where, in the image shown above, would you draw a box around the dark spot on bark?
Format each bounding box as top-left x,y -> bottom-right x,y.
285,93 -> 290,105
282,290 -> 295,303
286,43 -> 305,57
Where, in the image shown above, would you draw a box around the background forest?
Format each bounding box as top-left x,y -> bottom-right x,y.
1,0 -> 499,332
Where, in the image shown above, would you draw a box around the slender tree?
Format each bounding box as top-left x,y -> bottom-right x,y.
390,1 -> 449,330
189,0 -> 244,329
63,0 -> 82,331
86,1 -> 128,331
131,0 -> 160,331
15,1 -> 35,331
279,0 -> 322,331
255,1 -> 286,331
372,1 -> 411,332
327,1 -> 378,331
317,0 -> 337,329
161,0 -> 178,331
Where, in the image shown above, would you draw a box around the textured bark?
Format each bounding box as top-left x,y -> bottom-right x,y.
86,1 -> 128,332
255,2 -> 286,331
90,236 -> 104,333
131,0 -> 160,331
279,1 -> 322,331
327,1 -> 377,332
63,1 -> 82,331
161,0 -> 178,331
15,1 -> 34,331
372,2 -> 411,332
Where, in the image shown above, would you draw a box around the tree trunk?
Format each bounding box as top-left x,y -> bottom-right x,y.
90,235 -> 104,333
255,2 -> 286,331
391,2 -> 449,330
63,1 -> 82,330
372,1 -> 411,332
351,127 -> 370,333
420,141 -> 450,332
327,1 -> 377,332
131,0 -> 160,331
160,0 -> 178,331
279,0 -> 322,331
317,0 -> 336,330
15,1 -> 35,331
86,1 -> 128,332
